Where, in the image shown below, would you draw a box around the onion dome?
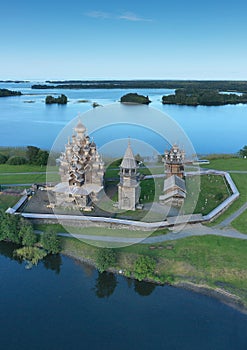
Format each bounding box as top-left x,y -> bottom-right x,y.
74,119 -> 86,134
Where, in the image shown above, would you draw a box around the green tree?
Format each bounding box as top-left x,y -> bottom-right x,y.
59,94 -> 67,104
40,227 -> 61,254
45,95 -> 54,104
135,153 -> 144,163
134,255 -> 156,281
45,94 -> 67,104
0,88 -> 22,97
26,146 -> 40,164
6,156 -> 27,165
0,212 -> 21,244
20,224 -> 37,247
95,248 -> 117,272
35,150 -> 49,166
0,153 -> 8,164
120,93 -> 151,104
239,145 -> 247,158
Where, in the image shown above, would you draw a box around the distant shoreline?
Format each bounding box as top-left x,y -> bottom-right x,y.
30,80 -> 247,93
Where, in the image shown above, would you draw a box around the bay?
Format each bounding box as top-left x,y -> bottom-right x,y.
0,242 -> 247,350
0,82 -> 246,154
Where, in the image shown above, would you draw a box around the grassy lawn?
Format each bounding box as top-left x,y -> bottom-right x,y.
0,194 -> 22,210
200,158 -> 247,171
207,173 -> 247,226
34,223 -> 169,238
118,235 -> 247,304
183,174 -> 230,215
0,173 -> 59,185
140,178 -> 164,203
0,164 -> 59,184
0,164 -> 50,173
231,210 -> 247,234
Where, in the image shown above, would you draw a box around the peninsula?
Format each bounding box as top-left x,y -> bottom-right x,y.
0,88 -> 22,97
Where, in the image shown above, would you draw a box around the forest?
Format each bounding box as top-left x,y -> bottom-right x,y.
162,89 -> 247,106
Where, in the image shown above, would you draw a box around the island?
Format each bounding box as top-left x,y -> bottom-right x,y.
45,94 -> 67,104
0,88 -> 22,97
120,93 -> 151,104
0,80 -> 29,83
162,88 -> 247,106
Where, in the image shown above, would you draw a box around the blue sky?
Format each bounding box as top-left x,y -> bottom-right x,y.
1,0 -> 247,80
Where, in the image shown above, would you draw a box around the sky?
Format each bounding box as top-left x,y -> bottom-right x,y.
1,0 -> 247,80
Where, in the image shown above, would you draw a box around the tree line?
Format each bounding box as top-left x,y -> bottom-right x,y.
120,93 -> 151,104
45,94 -> 67,104
0,88 -> 22,97
31,80 -> 247,92
0,210 -> 61,265
0,145 -> 49,166
162,89 -> 247,106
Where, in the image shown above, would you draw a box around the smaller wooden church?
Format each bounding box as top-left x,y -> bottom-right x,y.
159,144 -> 186,207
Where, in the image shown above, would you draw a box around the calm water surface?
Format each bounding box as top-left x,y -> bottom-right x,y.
0,82 -> 247,154
0,242 -> 247,350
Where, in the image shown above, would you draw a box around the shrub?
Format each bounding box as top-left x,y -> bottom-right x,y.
14,246 -> 47,265
6,156 -> 27,165
0,153 -> 8,164
96,248 -> 117,272
134,255 -> 156,281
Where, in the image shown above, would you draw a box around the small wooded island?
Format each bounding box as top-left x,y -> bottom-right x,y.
162,89 -> 247,106
0,88 -> 22,97
120,93 -> 151,104
45,94 -> 67,104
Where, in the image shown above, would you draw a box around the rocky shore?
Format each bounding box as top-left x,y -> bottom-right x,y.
62,250 -> 247,315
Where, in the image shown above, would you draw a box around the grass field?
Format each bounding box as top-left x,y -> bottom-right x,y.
183,174 -> 230,215
207,172 -> 247,227
0,164 -> 48,173
232,210 -> 247,234
34,223 -> 169,239
0,194 -> 22,209
0,164 -> 59,184
200,158 -> 247,171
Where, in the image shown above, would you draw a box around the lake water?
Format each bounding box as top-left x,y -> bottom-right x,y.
0,242 -> 247,350
0,82 -> 247,155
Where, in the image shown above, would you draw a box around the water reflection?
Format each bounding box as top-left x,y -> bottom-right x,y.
94,272 -> 118,298
0,242 -> 22,263
0,242 -> 63,274
134,280 -> 157,296
43,254 -> 62,274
